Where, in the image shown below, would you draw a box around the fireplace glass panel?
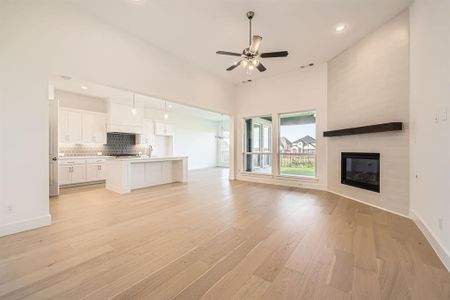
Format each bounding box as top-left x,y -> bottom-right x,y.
341,152 -> 380,192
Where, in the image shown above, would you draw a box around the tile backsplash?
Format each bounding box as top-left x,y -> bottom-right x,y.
59,133 -> 150,157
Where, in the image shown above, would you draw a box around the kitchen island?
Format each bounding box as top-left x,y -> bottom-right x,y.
105,156 -> 188,194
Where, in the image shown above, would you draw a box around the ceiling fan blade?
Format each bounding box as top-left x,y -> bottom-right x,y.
260,51 -> 288,58
216,51 -> 242,57
249,35 -> 262,53
256,63 -> 267,72
226,60 -> 242,71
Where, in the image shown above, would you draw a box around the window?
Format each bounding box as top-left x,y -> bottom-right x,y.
279,111 -> 316,177
243,116 -> 272,174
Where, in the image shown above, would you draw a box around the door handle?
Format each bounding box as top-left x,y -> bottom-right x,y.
52,157 -> 58,161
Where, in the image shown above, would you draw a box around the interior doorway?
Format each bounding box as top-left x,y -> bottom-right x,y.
217,114 -> 230,168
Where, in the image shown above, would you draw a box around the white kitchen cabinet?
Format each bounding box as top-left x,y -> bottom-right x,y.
86,158 -> 106,181
59,109 -> 82,143
106,157 -> 188,194
130,163 -> 146,189
58,165 -> 72,185
86,164 -> 105,181
71,165 -> 86,183
82,113 -> 107,144
154,121 -> 174,136
161,161 -> 173,183
59,159 -> 86,185
144,162 -> 162,186
59,158 -> 107,186
130,161 -> 172,190
137,119 -> 155,144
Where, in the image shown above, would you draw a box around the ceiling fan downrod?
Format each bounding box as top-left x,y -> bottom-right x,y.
247,11 -> 255,47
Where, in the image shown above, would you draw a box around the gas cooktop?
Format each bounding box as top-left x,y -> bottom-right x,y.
114,154 -> 140,157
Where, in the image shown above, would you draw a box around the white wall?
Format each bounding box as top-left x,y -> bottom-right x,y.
145,109 -> 219,170
409,0 -> 450,268
327,11 -> 410,216
172,114 -> 219,170
233,64 -> 328,190
0,1 -> 234,236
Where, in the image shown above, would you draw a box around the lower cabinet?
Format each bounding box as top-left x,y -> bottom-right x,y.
59,158 -> 107,186
59,165 -> 72,185
59,164 -> 86,185
130,161 -> 173,190
86,164 -> 105,181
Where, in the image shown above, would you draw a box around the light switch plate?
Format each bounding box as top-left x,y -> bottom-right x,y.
441,108 -> 448,121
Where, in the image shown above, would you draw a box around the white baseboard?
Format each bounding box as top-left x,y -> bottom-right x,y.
0,214 -> 52,237
327,189 -> 410,219
410,210 -> 450,272
236,174 -> 326,191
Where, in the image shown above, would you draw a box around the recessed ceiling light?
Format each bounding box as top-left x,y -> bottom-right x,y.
81,85 -> 88,90
129,0 -> 145,6
335,24 -> 347,33
168,104 -> 173,109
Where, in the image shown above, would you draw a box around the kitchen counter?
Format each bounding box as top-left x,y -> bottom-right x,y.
59,156 -> 113,160
112,156 -> 187,162
105,156 -> 188,194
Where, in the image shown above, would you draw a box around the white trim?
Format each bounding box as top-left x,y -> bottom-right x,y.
275,174 -> 318,182
0,214 -> 52,237
240,172 -> 273,178
236,174 -> 325,190
410,210 -> 450,272
327,190 -> 410,219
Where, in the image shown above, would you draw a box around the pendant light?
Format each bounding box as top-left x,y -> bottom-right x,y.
163,100 -> 169,120
131,92 -> 137,115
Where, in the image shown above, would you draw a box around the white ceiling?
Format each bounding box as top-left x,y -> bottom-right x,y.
50,76 -> 228,121
68,0 -> 413,84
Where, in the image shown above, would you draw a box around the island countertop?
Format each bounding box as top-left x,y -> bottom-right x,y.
112,156 -> 188,162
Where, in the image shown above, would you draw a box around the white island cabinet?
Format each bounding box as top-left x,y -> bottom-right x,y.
105,156 -> 188,194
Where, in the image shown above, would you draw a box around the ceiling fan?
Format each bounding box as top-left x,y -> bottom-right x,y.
216,11 -> 288,73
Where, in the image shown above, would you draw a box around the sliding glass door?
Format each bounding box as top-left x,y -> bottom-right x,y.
243,116 -> 272,174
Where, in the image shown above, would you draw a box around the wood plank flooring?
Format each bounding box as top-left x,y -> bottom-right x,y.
0,168 -> 449,299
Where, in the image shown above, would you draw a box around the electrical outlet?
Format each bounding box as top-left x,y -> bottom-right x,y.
7,205 -> 13,214
438,218 -> 443,230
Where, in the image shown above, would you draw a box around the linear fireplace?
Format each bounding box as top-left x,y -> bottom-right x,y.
341,152 -> 380,192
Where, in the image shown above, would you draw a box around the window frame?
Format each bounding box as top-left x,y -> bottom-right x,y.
242,115 -> 273,175
277,110 -> 318,179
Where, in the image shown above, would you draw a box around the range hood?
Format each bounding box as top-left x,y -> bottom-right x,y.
107,101 -> 143,134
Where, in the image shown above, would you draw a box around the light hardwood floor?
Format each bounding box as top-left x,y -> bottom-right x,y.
0,168 -> 449,299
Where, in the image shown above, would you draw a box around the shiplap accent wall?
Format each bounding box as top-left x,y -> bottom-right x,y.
327,11 -> 410,215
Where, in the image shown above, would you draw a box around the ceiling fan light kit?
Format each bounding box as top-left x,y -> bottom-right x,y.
216,11 -> 288,74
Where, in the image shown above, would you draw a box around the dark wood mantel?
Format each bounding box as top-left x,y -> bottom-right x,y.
323,122 -> 403,137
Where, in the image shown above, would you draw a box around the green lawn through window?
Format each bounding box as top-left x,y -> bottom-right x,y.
280,166 -> 315,177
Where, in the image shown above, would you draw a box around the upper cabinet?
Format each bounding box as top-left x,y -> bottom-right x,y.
59,109 -> 82,143
137,119 -> 155,144
59,108 -> 107,144
82,112 -> 107,144
154,121 -> 174,136
107,102 -> 144,134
